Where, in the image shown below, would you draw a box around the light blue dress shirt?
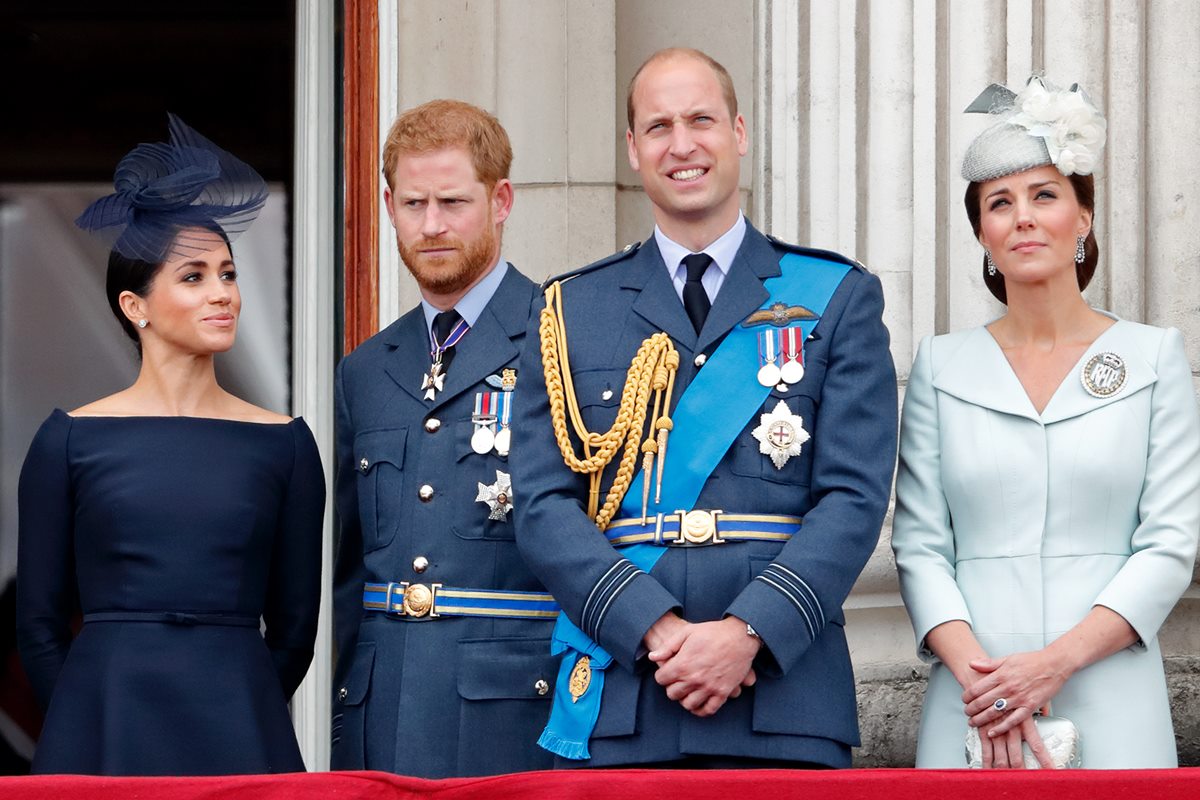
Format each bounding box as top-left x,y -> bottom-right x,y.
654,215 -> 747,305
420,257 -> 508,347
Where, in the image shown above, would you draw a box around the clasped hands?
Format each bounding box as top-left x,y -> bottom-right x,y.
642,612 -> 761,718
959,649 -> 1071,769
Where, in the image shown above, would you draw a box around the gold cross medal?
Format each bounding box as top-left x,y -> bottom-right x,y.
752,400 -> 810,469
476,470 -> 514,521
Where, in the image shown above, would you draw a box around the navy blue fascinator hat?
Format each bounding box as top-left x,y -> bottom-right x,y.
76,114 -> 268,264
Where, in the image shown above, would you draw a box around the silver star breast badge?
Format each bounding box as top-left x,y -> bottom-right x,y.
751,399 -> 810,469
476,470 -> 514,521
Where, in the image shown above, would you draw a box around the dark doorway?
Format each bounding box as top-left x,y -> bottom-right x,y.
1,1 -> 295,184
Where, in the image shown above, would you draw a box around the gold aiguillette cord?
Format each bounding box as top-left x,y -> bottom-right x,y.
539,280 -> 679,531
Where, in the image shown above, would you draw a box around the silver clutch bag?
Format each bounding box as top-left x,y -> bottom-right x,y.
965,714 -> 1081,769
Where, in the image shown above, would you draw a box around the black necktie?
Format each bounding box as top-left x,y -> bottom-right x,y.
432,309 -> 464,371
681,253 -> 713,334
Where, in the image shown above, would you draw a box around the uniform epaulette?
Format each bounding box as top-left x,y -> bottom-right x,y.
765,234 -> 870,273
541,241 -> 643,289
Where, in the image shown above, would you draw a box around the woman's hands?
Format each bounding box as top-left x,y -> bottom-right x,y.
924,620 -> 1057,769
975,714 -> 1053,769
962,648 -> 1070,737
962,650 -> 1066,769
962,606 -> 1139,768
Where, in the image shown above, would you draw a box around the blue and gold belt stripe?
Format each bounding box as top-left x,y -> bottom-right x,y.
604,511 -> 802,547
362,582 -> 559,620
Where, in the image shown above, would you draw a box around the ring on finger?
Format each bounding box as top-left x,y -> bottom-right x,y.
993,697 -> 1009,712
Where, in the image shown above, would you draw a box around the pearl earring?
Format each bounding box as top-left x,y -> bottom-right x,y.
137,319 -> 148,329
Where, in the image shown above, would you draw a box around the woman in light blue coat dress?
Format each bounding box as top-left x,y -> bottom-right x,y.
892,78 -> 1200,769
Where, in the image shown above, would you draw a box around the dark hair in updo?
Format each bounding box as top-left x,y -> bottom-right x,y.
964,172 -> 1099,305
104,224 -> 233,355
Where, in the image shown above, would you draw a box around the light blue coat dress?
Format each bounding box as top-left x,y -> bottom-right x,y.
892,317 -> 1200,768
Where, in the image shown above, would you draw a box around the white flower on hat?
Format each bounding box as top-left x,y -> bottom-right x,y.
1008,78 -> 1106,176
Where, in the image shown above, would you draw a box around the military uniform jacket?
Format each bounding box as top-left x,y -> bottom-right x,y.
511,222 -> 898,767
331,266 -> 557,778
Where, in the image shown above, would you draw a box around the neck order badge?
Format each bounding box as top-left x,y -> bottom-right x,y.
424,311 -> 469,401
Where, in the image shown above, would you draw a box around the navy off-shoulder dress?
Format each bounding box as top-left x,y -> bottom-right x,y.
16,410 -> 325,775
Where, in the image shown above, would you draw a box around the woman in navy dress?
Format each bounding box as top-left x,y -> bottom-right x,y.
16,116 -> 324,775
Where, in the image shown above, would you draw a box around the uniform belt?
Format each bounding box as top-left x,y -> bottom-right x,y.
604,511 -> 802,547
82,611 -> 260,627
362,582 -> 559,620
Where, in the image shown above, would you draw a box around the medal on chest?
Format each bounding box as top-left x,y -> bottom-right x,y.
778,326 -> 805,384
757,328 -> 783,387
751,399 -> 810,469
493,390 -> 513,457
471,391 -> 498,454
475,371 -> 517,456
476,470 -> 514,521
757,326 -> 806,389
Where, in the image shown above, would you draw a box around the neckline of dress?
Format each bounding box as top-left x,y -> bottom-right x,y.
979,317 -> 1122,419
55,408 -> 296,426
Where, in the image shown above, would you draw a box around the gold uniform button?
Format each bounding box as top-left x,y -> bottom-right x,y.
359,457 -> 369,472
424,418 -> 441,433
338,686 -> 348,701
412,555 -> 429,573
694,354 -> 707,367
418,484 -> 435,502
535,679 -> 550,696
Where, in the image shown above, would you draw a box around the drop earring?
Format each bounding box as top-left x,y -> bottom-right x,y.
985,250 -> 996,277
1075,235 -> 1086,264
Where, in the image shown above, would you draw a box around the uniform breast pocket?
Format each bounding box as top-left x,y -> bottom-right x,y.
571,368 -> 626,434
452,420 -> 518,541
732,388 -> 818,486
354,427 -> 408,552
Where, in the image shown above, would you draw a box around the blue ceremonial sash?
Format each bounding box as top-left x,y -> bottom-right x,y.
538,252 -> 853,759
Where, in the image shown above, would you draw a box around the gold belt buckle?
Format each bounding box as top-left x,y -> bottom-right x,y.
673,509 -> 724,545
402,582 -> 441,618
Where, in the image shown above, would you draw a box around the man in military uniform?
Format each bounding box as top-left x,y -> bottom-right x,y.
331,100 -> 558,777
512,48 -> 897,768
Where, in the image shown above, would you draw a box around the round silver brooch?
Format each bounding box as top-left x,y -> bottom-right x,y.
1080,351 -> 1127,399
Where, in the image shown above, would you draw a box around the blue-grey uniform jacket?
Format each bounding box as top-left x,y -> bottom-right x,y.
331,265 -> 557,777
511,223 -> 898,767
